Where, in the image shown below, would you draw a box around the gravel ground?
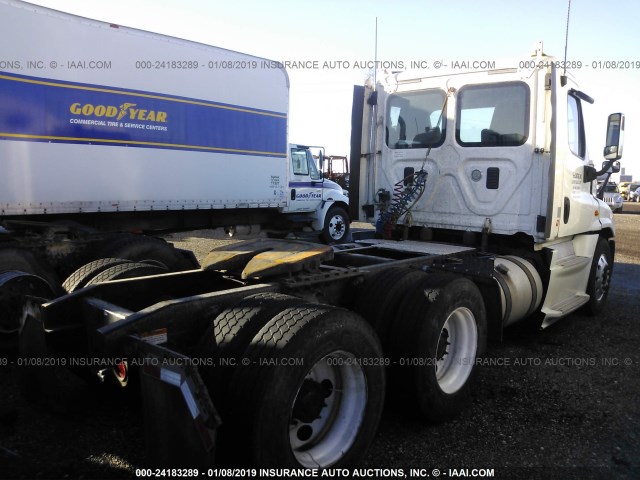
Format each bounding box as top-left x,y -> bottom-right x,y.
1,212 -> 639,479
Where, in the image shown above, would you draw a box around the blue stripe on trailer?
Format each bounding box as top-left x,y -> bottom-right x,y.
0,71 -> 287,157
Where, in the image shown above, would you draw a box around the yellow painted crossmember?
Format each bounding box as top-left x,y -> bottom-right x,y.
201,239 -> 333,279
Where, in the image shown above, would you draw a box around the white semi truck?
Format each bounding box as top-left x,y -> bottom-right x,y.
351,44 -> 622,330
0,0 -> 349,338
10,4 -> 623,472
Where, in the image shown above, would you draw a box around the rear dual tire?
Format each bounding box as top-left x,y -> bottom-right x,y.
63,258 -> 168,292
198,297 -> 385,468
390,275 -> 487,422
93,234 -> 195,271
354,269 -> 487,423
227,305 -> 385,468
353,267 -> 427,350
196,293 -> 305,410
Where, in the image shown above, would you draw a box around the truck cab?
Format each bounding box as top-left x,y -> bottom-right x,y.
358,51 -> 610,242
352,44 -> 623,327
285,144 -> 350,243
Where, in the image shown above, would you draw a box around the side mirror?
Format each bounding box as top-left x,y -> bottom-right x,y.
603,113 -> 624,160
318,150 -> 324,170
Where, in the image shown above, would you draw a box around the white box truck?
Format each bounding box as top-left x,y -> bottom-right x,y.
12,10 -> 623,474
0,0 -> 349,336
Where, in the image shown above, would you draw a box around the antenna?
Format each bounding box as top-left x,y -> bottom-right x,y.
374,17 -> 378,84
562,0 -> 572,79
366,17 -> 379,206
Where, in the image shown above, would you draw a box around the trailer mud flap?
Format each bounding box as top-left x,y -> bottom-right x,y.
137,341 -> 221,468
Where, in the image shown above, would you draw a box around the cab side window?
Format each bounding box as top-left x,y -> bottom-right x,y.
567,94 -> 585,159
308,153 -> 322,181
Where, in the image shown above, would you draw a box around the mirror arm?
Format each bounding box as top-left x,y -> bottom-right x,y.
583,165 -> 598,183
594,159 -> 614,177
596,171 -> 613,200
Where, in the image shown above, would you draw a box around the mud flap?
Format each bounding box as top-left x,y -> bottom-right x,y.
138,341 -> 221,468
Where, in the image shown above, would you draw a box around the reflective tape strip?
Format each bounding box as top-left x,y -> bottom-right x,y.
159,368 -> 182,387
180,380 -> 200,419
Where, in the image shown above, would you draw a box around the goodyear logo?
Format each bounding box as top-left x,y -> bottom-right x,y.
69,102 -> 167,122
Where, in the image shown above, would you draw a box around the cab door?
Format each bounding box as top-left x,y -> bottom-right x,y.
288,145 -> 323,212
552,78 -> 600,240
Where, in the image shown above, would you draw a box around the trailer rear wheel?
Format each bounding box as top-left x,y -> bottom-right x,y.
62,258 -> 134,292
321,206 -> 350,244
391,274 -> 487,422
228,305 -> 384,467
196,293 -> 304,409
582,238 -> 612,316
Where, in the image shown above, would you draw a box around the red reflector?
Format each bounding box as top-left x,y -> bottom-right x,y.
116,361 -> 127,380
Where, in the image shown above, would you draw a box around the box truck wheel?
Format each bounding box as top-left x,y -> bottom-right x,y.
391,274 -> 487,422
353,267 -> 428,351
196,293 -> 304,411
582,238 -> 612,316
321,206 -> 350,244
227,305 -> 385,467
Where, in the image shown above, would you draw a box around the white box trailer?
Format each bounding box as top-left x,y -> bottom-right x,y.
0,0 -> 350,336
0,1 -> 292,215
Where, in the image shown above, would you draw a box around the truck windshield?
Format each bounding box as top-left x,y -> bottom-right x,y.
386,89 -> 446,149
291,147 -> 322,180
